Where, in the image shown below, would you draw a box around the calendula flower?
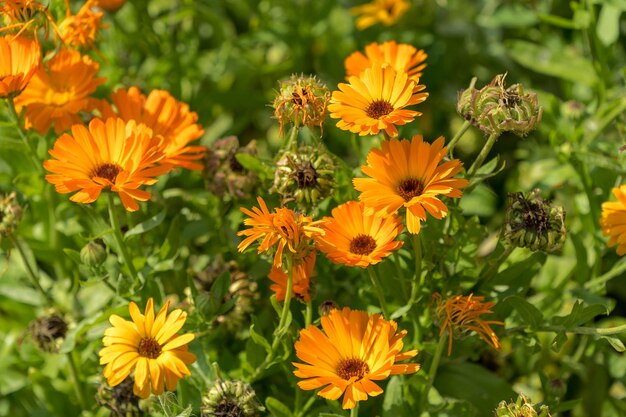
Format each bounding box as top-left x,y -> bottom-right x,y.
0,0 -> 61,39
273,74 -> 330,136
495,393 -> 553,417
316,201 -> 403,268
0,35 -> 40,98
601,185 -> 626,256
43,117 -> 171,212
351,0 -> 410,30
99,298 -> 197,399
15,48 -> 105,134
268,251 -> 316,302
101,86 -> 205,170
432,293 -> 503,356
328,64 -> 427,137
237,196 -> 324,268
293,307 -> 420,409
344,41 -> 427,83
353,136 -> 468,234
201,379 -> 265,417
59,0 -> 105,50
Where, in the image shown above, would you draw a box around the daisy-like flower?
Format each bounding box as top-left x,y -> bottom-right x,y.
344,40 -> 427,83
43,117 -> 172,212
101,86 -> 205,170
293,306 -> 420,409
237,196 -> 324,268
316,201 -> 403,268
268,251 -> 316,302
0,35 -> 40,98
351,0 -> 410,31
14,48 -> 105,134
59,0 -> 105,50
328,64 -> 427,137
432,293 -> 503,356
601,185 -> 626,256
99,298 -> 196,399
353,136 -> 468,234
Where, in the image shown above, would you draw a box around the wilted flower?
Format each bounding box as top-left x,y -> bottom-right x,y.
80,240 -> 107,267
495,393 -> 552,417
59,0 -> 105,50
201,379 -> 264,417
0,192 -> 23,238
350,0 -> 410,31
0,0 -> 60,39
504,189 -> 566,253
96,377 -> 146,417
271,145 -> 336,209
28,313 -> 68,353
457,74 -> 542,137
273,74 -> 330,136
204,136 -> 259,199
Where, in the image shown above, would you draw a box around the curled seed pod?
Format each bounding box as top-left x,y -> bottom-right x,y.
201,379 -> 264,417
273,74 -> 330,136
96,376 -> 146,417
204,136 -> 259,200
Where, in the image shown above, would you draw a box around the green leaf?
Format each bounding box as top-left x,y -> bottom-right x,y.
160,214 -> 181,259
601,336 -> 626,352
249,324 -> 272,354
552,331 -> 568,352
552,301 -> 609,328
124,209 -> 166,240
62,248 -> 82,265
235,153 -> 273,179
503,295 -> 544,328
596,4 -> 621,46
383,376 -> 408,416
265,397 -> 292,417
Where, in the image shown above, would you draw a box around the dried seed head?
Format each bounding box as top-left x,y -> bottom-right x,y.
504,189 -> 566,253
96,376 -> 145,417
80,240 -> 107,267
28,314 -> 68,353
457,74 -> 542,137
495,393 -> 552,417
201,379 -> 264,417
204,136 -> 259,199
319,300 -> 339,316
273,74 -> 330,135
0,192 -> 23,238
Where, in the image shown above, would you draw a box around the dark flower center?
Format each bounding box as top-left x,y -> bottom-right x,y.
336,358 -> 370,381
349,234 -> 377,255
90,163 -> 122,182
291,160 -> 318,189
396,177 -> 424,201
138,337 -> 162,359
521,201 -> 549,233
213,399 -> 244,417
365,99 -> 394,119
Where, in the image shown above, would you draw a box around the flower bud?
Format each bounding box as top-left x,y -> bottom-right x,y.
28,313 -> 68,353
273,74 -> 330,135
201,379 -> 264,417
204,136 -> 259,199
80,240 -> 107,267
504,189 -> 566,253
495,393 -> 552,417
0,192 -> 23,238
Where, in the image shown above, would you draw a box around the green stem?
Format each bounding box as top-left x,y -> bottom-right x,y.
467,133 -> 499,177
421,331 -> 447,412
66,351 -> 86,410
6,97 -> 43,174
585,259 -> 626,290
446,120 -> 472,156
368,267 -> 389,318
392,252 -> 409,302
9,235 -> 52,304
107,193 -> 139,282
350,404 -> 359,417
304,299 -> 313,327
409,233 -> 423,304
287,125 -> 299,152
505,323 -> 626,337
470,244 -> 514,293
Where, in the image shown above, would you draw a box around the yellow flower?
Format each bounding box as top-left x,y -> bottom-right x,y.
328,64 -> 427,137
99,298 -> 196,399
432,293 -> 503,356
293,307 -> 419,409
0,34 -> 40,98
316,201 -> 403,268
351,0 -> 410,30
353,136 -> 468,234
601,185 -> 626,256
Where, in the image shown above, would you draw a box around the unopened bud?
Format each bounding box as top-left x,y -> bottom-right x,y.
80,240 -> 107,267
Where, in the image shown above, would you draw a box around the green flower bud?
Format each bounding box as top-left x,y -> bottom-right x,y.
28,313 -> 68,353
80,240 -> 107,267
0,192 -> 23,238
273,74 -> 330,135
504,189 -> 566,253
494,393 -> 552,417
201,379 -> 264,417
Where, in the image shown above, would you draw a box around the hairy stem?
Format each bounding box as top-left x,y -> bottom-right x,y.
368,267 -> 390,318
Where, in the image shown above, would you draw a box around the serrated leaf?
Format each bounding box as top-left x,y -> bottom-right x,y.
249,324 -> 272,354
124,209 -> 166,240
503,295 -> 544,328
265,397 -> 292,417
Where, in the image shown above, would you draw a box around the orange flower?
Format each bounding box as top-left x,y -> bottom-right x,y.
94,0 -> 125,12
432,293 -> 503,356
316,201 -> 403,268
601,185 -> 626,256
328,64 -> 427,137
351,0 -> 410,31
0,0 -> 61,39
353,136 -> 468,234
293,307 -> 419,409
344,41 -> 427,83
268,251 -> 316,302
59,0 -> 105,50
237,196 -> 324,268
43,117 -> 171,212
101,87 -> 205,170
0,35 -> 40,98
15,48 -> 105,134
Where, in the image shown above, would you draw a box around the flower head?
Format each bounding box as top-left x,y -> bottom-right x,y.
293,307 -> 419,409
344,41 -> 427,84
204,136 -> 259,199
601,185 -> 626,256
316,201 -> 403,268
353,136 -> 468,234
59,0 -> 105,50
96,377 -> 145,417
432,293 -> 503,356
99,298 -> 197,399
273,74 -> 330,136
0,34 -> 40,98
201,379 -> 264,417
329,64 -> 427,137
269,251 -> 316,302
495,393 -> 552,417
351,0 -> 410,31
15,48 -> 105,134
28,313 -> 68,353
101,86 -> 205,170
1,0 -> 61,39
43,117 -> 172,212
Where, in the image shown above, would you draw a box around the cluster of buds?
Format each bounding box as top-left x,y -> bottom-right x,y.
271,145 -> 336,210
457,74 -> 542,137
495,393 -> 552,417
0,192 -> 23,238
96,377 -> 145,417
504,189 -> 566,253
273,74 -> 330,136
28,313 -> 68,353
194,257 -> 259,332
201,379 -> 264,417
204,136 -> 259,200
